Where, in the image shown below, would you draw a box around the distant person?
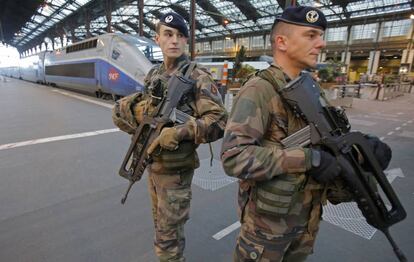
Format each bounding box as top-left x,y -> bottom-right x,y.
112,12 -> 227,261
221,6 -> 391,261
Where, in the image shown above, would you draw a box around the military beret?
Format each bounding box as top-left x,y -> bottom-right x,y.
159,12 -> 189,37
275,6 -> 327,31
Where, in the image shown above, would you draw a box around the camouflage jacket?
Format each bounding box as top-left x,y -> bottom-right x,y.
221,64 -> 326,236
113,54 -> 227,173
221,64 -> 312,181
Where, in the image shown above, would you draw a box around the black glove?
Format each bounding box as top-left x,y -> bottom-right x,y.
307,149 -> 342,183
364,134 -> 392,170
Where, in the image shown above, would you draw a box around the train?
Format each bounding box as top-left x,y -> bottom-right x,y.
0,33 -> 162,99
195,55 -> 271,82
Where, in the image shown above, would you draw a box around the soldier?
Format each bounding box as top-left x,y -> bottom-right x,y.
221,6 -> 391,262
112,12 -> 227,262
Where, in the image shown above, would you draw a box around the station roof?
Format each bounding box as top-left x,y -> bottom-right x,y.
1,0 -> 413,53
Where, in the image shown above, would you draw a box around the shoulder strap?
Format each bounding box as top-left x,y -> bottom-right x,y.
256,65 -> 287,94
183,62 -> 197,78
256,65 -> 302,136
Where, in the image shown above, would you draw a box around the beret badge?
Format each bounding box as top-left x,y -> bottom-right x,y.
165,15 -> 174,23
306,10 -> 319,23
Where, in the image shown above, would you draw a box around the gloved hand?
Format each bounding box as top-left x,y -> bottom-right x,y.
307,149 -> 342,183
364,134 -> 392,170
147,127 -> 180,155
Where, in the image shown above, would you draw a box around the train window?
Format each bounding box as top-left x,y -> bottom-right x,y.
66,39 -> 98,54
45,62 -> 95,78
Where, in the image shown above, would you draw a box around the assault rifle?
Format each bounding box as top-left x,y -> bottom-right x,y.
280,74 -> 407,262
119,73 -> 195,204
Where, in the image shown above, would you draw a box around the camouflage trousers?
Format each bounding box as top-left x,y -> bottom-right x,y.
147,169 -> 194,262
233,225 -> 319,262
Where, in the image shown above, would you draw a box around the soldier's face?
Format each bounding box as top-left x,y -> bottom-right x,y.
284,26 -> 326,69
155,25 -> 188,60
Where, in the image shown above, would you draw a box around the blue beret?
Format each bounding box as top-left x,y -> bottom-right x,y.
275,6 -> 327,31
159,12 -> 189,38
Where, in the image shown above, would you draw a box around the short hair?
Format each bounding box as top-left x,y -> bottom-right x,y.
156,22 -> 161,35
270,21 -> 292,49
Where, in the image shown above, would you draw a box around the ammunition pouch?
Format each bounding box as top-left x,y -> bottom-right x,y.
254,173 -> 307,216
252,140 -> 308,216
150,141 -> 199,174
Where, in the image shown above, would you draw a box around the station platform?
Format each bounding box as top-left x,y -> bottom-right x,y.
0,77 -> 413,262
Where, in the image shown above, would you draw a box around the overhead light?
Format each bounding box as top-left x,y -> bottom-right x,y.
225,36 -> 231,40
223,19 -> 229,25
410,14 -> 414,19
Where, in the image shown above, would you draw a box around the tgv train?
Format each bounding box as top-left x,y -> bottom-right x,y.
1,33 -> 162,99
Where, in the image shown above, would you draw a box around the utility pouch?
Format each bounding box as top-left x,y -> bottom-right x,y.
254,173 -> 306,216
150,141 -> 198,174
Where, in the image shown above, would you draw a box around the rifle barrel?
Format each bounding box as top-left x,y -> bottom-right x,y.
382,229 -> 407,262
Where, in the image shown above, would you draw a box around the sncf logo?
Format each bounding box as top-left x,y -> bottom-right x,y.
109,68 -> 120,81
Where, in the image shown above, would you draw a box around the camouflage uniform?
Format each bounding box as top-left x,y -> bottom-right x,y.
221,64 -> 327,262
113,54 -> 227,262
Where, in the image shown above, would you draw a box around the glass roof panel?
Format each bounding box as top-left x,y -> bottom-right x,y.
209,0 -> 247,20
249,0 -> 281,16
10,0 -> 414,50
12,0 -> 93,46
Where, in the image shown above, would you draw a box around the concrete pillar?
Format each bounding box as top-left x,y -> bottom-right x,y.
320,52 -> 327,62
368,50 -> 381,74
402,49 -> 408,63
408,49 -> 414,73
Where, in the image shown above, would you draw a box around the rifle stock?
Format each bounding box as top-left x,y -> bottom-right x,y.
119,74 -> 195,204
280,74 -> 407,262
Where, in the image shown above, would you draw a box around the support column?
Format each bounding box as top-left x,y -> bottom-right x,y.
368,50 -> 381,74
341,52 -> 351,66
189,0 -> 196,60
70,27 -> 77,43
402,49 -> 408,63
408,49 -> 414,73
367,22 -> 382,74
105,0 -> 112,33
85,9 -> 91,38
319,52 -> 326,62
138,0 -> 144,36
405,21 -> 414,73
342,25 -> 352,76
